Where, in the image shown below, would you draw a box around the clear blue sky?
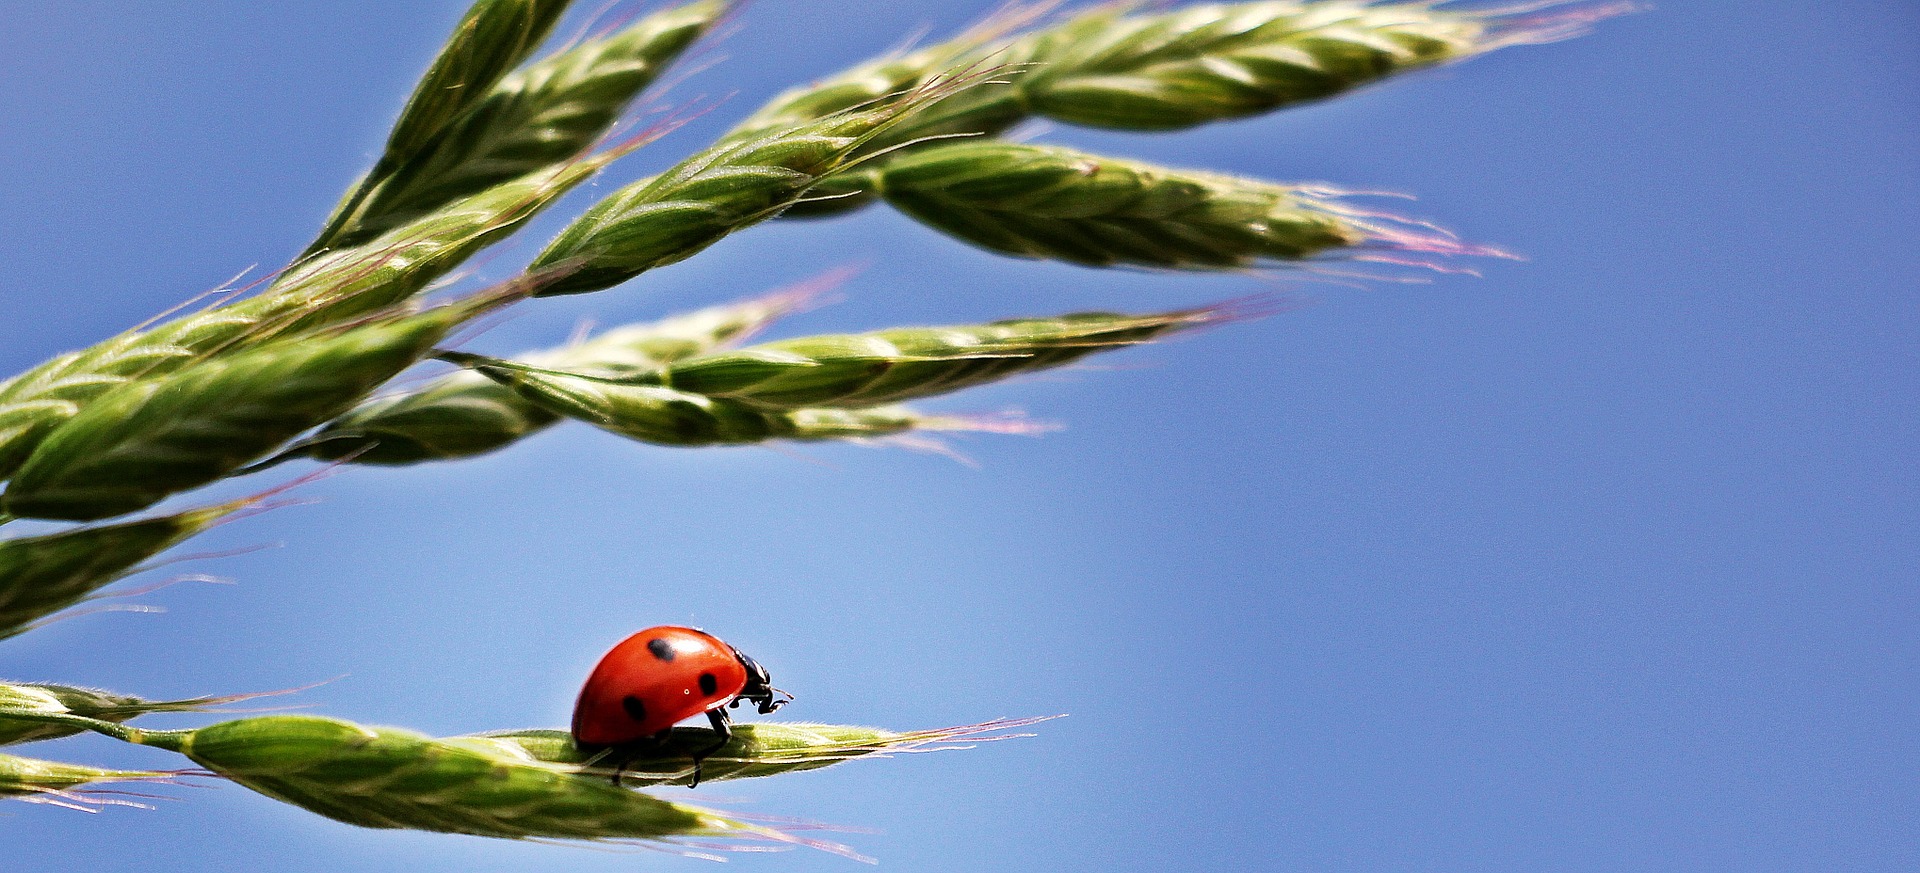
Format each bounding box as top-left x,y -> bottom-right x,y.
2,2 -> 1915,871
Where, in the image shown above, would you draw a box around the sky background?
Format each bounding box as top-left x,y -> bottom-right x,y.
1,1 -> 1915,871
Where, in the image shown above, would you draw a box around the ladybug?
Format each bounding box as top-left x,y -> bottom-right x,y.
571,626 -> 788,787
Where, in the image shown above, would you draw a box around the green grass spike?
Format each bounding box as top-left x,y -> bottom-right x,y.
0,751 -> 184,811
763,1 -> 1629,216
529,72 -> 982,296
631,305 -> 1232,409
0,681 -> 279,746
877,140 -> 1494,269
2,286 -> 526,522
308,0 -> 574,254
327,0 -> 733,249
0,155 -> 608,482
0,499 -> 250,639
446,355 -> 1017,448
473,717 -> 1051,787
290,286 -> 813,465
131,715 -> 850,854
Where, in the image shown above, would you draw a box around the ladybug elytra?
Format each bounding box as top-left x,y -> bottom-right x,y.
571,626 -> 788,786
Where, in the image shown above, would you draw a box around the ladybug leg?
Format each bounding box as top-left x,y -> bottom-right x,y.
688,708 -> 732,789
578,746 -> 627,788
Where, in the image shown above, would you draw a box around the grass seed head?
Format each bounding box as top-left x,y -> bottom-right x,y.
0,160 -> 601,482
141,715 -> 818,850
637,305 -> 1232,409
324,0 -> 731,249
307,0 -> 573,253
473,717 -> 1049,786
877,140 -> 1492,269
746,0 -> 1605,217
1018,1 -> 1487,130
2,291 -> 518,522
0,500 -> 246,639
0,681 -> 280,746
292,287 -> 812,465
0,751 -> 186,810
449,356 -> 984,448
265,155 -> 615,330
529,75 -> 979,296
384,0 -> 574,166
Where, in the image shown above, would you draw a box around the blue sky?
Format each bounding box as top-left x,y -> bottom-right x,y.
1,1 -> 1915,871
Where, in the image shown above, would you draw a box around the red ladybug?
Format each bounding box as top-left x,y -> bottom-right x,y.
571,626 -> 788,786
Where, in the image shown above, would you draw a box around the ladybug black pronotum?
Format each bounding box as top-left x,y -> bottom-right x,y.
571,626 -> 788,786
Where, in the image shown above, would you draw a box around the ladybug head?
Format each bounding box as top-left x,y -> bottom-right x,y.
727,647 -> 791,715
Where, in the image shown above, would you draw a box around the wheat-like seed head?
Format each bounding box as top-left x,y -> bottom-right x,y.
2,285 -> 530,522
0,681 -> 278,746
287,287 -> 814,465
0,500 -> 249,639
761,1 -> 1608,217
0,751 -> 186,811
0,156 -> 609,483
306,0 -> 574,254
878,140 -> 1388,268
441,356 -> 1001,448
626,305 -> 1235,409
130,715 -> 841,853
474,717 -> 1054,787
320,0 -> 732,250
529,72 -> 984,296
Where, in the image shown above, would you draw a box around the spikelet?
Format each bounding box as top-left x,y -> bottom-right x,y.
0,681 -> 276,746
128,715 -> 846,854
758,1 -> 1631,215
473,717 -> 1053,787
629,305 -> 1233,409
445,354 -> 988,448
878,141 -> 1431,268
3,283 -> 529,521
0,498 -> 252,638
0,155 -> 607,481
288,287 -> 811,465
0,751 -> 185,811
306,0 -> 574,253
529,71 -> 982,296
320,0 -> 731,248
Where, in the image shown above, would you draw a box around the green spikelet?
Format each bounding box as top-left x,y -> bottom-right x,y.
762,1 -> 1612,216
474,717 -> 1050,787
0,499 -> 249,639
725,4 -> 1044,153
0,156 -> 605,481
445,354 -> 1009,448
308,0 -> 574,253
630,305 -> 1230,409
876,140 -> 1482,268
0,751 -> 181,809
289,287 -> 812,465
0,681 -> 271,746
1017,1 -> 1489,130
262,154 -> 616,332
528,74 -> 977,296
323,0 -> 731,248
132,715 -> 821,850
2,288 -> 523,522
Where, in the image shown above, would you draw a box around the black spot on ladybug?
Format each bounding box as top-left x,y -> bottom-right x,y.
698,672 -> 718,696
622,695 -> 647,722
646,638 -> 676,661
